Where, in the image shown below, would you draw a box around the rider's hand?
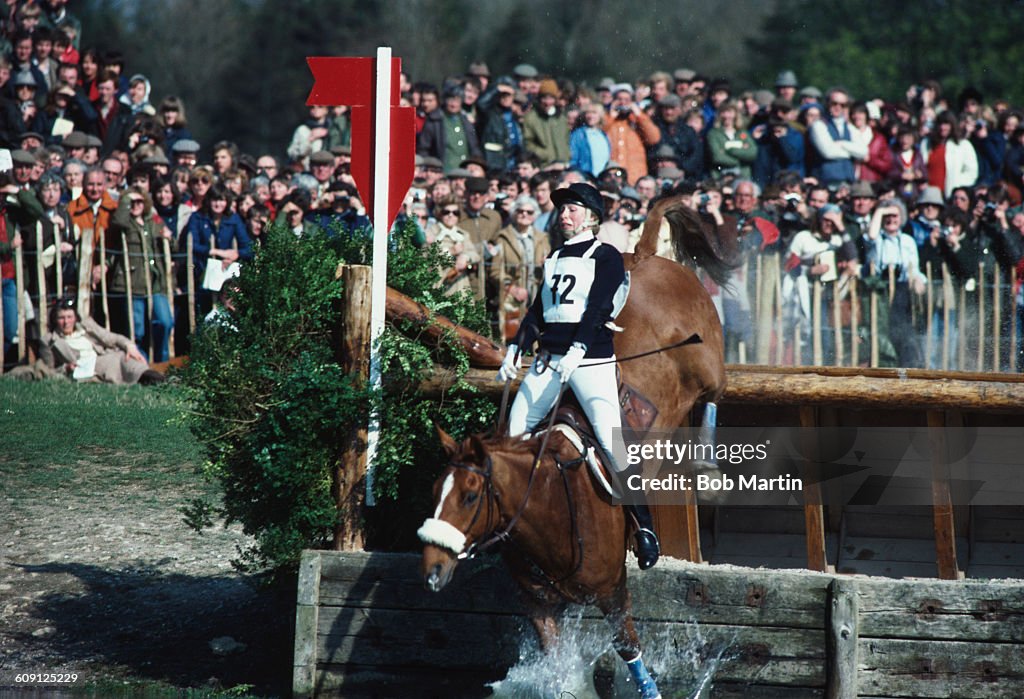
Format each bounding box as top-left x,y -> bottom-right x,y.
497,344 -> 521,382
557,344 -> 586,384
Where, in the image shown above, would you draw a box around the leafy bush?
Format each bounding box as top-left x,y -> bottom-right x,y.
182,221 -> 496,570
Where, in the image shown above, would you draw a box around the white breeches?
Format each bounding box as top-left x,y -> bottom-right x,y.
508,353 -> 625,473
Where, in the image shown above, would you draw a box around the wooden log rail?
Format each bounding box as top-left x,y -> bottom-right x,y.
419,364 -> 1024,413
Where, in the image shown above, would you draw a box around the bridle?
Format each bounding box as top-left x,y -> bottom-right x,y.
440,421 -> 587,586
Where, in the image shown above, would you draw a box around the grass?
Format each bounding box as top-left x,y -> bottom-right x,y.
0,381 -> 205,493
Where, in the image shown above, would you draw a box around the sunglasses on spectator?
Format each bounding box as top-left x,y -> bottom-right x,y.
129,198 -> 144,205
104,169 -> 122,177
440,208 -> 460,216
516,209 -> 536,215
190,176 -> 212,185
829,100 -> 849,107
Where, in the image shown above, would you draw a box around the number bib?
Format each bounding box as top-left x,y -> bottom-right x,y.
542,242 -> 599,324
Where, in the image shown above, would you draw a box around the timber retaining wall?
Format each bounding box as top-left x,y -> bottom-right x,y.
293,550 -> 1024,698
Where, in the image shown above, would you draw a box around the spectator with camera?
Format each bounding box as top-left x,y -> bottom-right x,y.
603,83 -> 660,184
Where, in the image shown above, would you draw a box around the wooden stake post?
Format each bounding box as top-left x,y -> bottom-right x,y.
334,264 -> 371,551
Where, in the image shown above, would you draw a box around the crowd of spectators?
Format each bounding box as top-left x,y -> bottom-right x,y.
2,2 -> 1024,378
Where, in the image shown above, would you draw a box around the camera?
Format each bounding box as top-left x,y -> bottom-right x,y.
410,187 -> 426,203
982,201 -> 998,222
615,105 -> 631,116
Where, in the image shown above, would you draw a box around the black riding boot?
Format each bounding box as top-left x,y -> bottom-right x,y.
625,499 -> 660,570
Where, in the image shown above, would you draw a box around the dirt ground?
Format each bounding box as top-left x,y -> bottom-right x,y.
0,469 -> 294,697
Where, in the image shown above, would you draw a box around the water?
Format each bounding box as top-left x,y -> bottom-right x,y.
488,608 -> 735,699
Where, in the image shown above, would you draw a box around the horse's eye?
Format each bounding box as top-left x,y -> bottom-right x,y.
464,491 -> 479,506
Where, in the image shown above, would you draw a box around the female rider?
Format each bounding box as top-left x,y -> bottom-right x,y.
498,182 -> 660,570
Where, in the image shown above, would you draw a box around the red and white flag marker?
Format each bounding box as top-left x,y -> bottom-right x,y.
307,48 -> 416,505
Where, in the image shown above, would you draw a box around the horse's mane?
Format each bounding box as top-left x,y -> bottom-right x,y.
631,194 -> 738,287
458,432 -> 562,466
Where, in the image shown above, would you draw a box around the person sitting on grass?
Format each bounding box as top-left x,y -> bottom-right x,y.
39,296 -> 164,384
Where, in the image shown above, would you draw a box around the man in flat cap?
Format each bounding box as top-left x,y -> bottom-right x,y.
171,138 -> 199,169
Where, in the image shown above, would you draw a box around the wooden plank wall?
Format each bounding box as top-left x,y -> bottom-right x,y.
294,551 -> 1024,699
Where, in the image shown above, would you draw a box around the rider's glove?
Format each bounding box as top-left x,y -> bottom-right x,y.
497,344 -> 521,382
557,343 -> 587,384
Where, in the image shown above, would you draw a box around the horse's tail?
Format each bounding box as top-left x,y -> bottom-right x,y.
631,196 -> 738,287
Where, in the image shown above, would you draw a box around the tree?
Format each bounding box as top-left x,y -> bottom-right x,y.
750,0 -> 1024,105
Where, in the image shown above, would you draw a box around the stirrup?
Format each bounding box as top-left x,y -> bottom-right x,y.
634,527 -> 660,570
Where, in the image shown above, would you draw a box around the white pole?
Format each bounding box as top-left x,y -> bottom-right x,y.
365,46 -> 392,506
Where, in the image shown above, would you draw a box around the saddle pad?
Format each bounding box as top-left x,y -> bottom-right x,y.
619,381 -> 659,438
550,424 -> 620,498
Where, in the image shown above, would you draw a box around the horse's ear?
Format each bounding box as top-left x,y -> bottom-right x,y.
435,424 -> 458,458
468,434 -> 488,462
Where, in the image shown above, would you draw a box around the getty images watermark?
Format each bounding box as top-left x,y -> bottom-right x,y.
622,438 -> 803,495
610,426 -> 1024,506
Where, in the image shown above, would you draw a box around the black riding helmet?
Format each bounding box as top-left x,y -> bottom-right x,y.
551,182 -> 605,221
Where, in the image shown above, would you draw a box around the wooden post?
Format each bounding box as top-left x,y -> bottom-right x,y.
122,243 -> 135,344
35,223 -> 46,332
1012,266 -> 1018,373
927,410 -> 961,580
977,263 -> 985,372
292,550 -> 322,699
143,239 -> 154,362
476,245 -> 486,301
993,270 -> 1001,372
942,263 -> 951,371
850,276 -> 859,367
54,227 -> 63,301
793,319 -> 801,367
832,278 -> 843,367
958,284 -> 966,371
826,577 -> 859,698
800,405 -> 828,572
335,264 -> 371,550
870,266 -> 879,368
77,227 -> 93,320
888,265 -> 895,304
99,228 -> 110,330
186,232 -> 196,334
163,237 -> 175,359
812,279 -> 823,366
775,254 -> 784,365
14,243 -> 25,361
925,261 -> 933,368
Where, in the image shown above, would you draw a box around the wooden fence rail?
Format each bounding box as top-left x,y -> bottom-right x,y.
293,550 -> 1024,699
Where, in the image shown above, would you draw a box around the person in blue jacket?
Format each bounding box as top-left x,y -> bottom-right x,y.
185,183 -> 252,316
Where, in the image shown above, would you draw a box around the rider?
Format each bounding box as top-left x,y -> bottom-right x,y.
498,182 -> 661,570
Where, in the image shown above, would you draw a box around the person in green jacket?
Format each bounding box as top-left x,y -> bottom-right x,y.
106,187 -> 173,361
521,79 -> 570,168
707,101 -> 758,180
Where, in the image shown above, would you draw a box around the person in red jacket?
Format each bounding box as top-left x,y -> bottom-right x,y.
850,101 -> 894,182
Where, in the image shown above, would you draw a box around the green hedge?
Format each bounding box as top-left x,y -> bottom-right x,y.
181,221 -> 496,571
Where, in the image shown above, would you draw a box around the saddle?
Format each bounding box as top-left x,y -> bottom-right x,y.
538,379 -> 659,498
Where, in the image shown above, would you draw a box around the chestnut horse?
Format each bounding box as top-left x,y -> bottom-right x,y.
420,197 -> 733,698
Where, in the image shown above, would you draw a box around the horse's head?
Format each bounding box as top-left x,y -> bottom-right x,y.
419,426 -> 501,592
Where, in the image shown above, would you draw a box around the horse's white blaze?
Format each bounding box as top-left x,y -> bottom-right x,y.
418,473 -> 466,554
433,473 -> 454,519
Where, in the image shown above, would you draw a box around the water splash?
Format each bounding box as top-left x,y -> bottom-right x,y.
488,609 -> 736,699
